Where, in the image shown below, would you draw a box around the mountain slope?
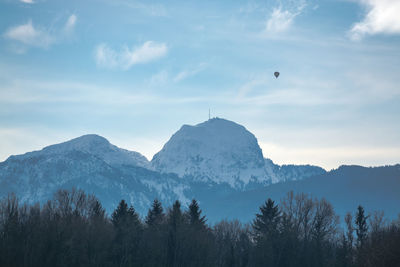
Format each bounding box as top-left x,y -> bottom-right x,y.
264,158 -> 326,182
36,134 -> 150,168
152,118 -> 325,188
152,118 -> 271,188
0,135 -> 188,214
202,164 -> 400,222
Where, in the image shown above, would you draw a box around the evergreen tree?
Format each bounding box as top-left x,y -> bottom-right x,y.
111,199 -> 128,227
252,198 -> 281,240
111,200 -> 142,267
187,199 -> 207,227
166,200 -> 184,267
143,199 -> 166,266
184,199 -> 214,266
354,205 -> 369,267
251,198 -> 281,267
145,199 -> 164,227
355,205 -> 368,248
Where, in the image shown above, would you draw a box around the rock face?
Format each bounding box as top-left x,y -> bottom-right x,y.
151,118 -> 271,188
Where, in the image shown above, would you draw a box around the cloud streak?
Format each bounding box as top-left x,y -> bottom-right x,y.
94,41 -> 168,70
4,20 -> 54,48
64,14 -> 77,34
265,8 -> 297,33
264,0 -> 307,34
3,15 -> 78,51
350,0 -> 400,40
173,63 -> 206,82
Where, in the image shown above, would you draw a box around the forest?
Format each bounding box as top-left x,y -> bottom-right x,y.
0,188 -> 399,267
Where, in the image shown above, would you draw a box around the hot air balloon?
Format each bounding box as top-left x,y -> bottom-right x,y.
274,72 -> 280,78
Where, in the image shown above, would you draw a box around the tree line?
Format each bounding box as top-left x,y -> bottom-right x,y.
0,188 -> 399,267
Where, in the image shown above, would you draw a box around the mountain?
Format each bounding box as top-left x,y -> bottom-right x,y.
152,118 -> 269,188
0,135 -> 189,214
152,118 -> 325,189
35,134 -> 150,168
0,119 -> 397,223
264,158 -> 326,183
0,120 -> 327,219
205,164 -> 400,222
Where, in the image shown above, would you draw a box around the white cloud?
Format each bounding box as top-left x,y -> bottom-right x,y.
64,14 -> 77,33
94,41 -> 168,70
264,0 -> 307,34
127,41 -> 167,65
20,0 -> 34,3
4,20 -> 54,48
350,0 -> 400,40
3,14 -> 78,51
265,8 -> 297,33
173,63 -> 206,82
94,43 -> 118,68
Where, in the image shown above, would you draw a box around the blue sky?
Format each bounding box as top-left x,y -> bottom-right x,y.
0,0 -> 399,169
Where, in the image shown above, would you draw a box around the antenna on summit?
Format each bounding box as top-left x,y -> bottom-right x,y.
209,108 -> 211,120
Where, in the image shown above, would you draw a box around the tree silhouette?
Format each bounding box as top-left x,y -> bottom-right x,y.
1,189 -> 400,267
355,205 -> 368,248
187,199 -> 207,227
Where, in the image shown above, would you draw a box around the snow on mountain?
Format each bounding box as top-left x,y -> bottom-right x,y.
151,118 -> 325,188
151,118 -> 271,188
0,135 -> 186,214
11,134 -> 150,169
264,158 -> 326,183
0,120 -> 329,218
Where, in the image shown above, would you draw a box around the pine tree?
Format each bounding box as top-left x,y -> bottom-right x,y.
143,199 -> 166,266
354,205 -> 369,267
166,200 -> 184,267
111,199 -> 129,227
169,200 -> 184,230
111,200 -> 142,266
187,199 -> 207,227
145,199 -> 164,227
184,199 -> 213,266
251,198 -> 281,267
355,205 -> 368,248
252,198 -> 281,240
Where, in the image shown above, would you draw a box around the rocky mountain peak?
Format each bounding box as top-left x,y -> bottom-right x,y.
151,118 -> 270,187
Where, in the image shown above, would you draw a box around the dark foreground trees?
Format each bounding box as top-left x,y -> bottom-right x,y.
0,189 -> 399,267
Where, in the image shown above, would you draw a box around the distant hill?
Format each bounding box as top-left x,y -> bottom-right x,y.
202,164 -> 400,222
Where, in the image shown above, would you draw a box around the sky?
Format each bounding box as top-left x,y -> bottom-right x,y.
0,0 -> 399,170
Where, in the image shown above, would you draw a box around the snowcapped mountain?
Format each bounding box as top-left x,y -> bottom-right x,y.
151,118 -> 325,188
151,118 -> 270,188
0,118 -> 332,220
26,134 -> 151,168
0,135 -> 189,214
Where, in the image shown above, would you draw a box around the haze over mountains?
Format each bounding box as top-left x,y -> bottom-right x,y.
0,118 -> 399,222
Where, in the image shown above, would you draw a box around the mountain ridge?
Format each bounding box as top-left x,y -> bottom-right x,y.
1,118 -> 397,222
